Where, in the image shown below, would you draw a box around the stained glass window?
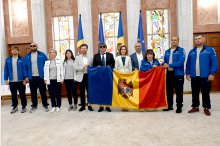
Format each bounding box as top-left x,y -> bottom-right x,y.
102,13 -> 119,55
52,16 -> 75,60
146,9 -> 169,62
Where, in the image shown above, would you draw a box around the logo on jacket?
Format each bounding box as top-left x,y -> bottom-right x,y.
118,79 -> 133,99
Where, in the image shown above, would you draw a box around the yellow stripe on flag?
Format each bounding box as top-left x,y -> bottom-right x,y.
117,36 -> 125,45
77,39 -> 84,48
112,70 -> 139,109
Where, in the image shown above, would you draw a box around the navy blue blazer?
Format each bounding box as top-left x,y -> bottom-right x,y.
130,52 -> 144,71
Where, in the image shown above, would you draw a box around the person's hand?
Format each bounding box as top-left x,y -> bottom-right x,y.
44,80 -> 47,85
208,74 -> 215,81
25,77 -> 29,83
83,64 -> 88,69
135,68 -> 138,70
163,63 -> 169,69
5,80 -> 9,85
186,75 -> 191,81
153,65 -> 157,68
23,80 -> 26,85
61,81 -> 64,84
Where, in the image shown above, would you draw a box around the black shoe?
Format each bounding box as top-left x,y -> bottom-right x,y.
163,107 -> 173,111
98,107 -> 104,112
88,106 -> 93,111
106,107 -> 111,112
21,107 -> 26,113
176,108 -> 182,113
79,107 -> 85,112
11,107 -> 18,114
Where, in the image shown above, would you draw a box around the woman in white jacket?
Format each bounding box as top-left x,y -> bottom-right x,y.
114,45 -> 132,111
44,49 -> 64,113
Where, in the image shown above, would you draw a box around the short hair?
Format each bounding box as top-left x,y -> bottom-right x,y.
80,44 -> 88,49
119,45 -> 128,55
11,46 -> 19,51
49,48 -> 57,55
171,36 -> 179,41
195,34 -> 204,37
117,43 -> 122,47
99,43 -> 107,48
144,49 -> 155,60
134,42 -> 141,47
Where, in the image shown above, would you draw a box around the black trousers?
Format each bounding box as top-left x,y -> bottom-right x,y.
166,71 -> 184,109
79,74 -> 88,108
48,80 -> 62,108
64,79 -> 78,105
9,81 -> 27,108
191,77 -> 211,109
29,76 -> 48,107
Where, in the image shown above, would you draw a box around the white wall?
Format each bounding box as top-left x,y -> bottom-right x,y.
126,0 -> 141,55
77,0 -> 93,57
31,0 -> 47,53
0,0 -> 7,85
177,0 -> 193,91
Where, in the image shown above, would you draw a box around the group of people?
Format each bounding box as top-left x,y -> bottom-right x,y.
4,34 -> 218,116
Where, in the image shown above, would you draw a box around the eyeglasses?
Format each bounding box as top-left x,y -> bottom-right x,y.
30,45 -> 36,47
100,46 -> 106,48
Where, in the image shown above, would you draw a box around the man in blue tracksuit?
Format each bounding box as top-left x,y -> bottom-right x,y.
4,46 -> 27,114
163,36 -> 186,113
24,42 -> 49,113
186,34 -> 218,116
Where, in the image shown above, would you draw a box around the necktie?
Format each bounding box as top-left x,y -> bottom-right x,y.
101,54 -> 105,66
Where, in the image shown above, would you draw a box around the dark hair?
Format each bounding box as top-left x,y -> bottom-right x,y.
119,45 -> 128,55
80,44 -> 88,49
64,49 -> 75,63
195,34 -> 204,37
99,43 -> 107,48
11,45 -> 19,51
144,49 -> 155,60
117,43 -> 122,47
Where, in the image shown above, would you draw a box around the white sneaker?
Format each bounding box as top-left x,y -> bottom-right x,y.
51,107 -> 56,113
56,107 -> 60,112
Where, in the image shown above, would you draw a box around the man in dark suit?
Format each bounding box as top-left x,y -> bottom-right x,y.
93,43 -> 115,112
130,42 -> 144,71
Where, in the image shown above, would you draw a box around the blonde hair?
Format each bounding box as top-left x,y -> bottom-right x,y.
49,48 -> 57,55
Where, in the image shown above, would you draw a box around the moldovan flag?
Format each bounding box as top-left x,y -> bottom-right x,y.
88,66 -> 167,110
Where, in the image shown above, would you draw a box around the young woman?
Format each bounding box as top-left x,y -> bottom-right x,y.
115,45 -> 132,112
140,49 -> 160,72
63,50 -> 78,111
44,49 -> 64,113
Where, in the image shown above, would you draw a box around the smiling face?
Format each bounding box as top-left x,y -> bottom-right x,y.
49,49 -> 57,59
120,46 -> 127,55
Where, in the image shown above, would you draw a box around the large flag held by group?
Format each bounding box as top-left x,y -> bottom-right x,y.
88,67 -> 167,110
137,10 -> 146,54
117,12 -> 125,45
77,14 -> 84,48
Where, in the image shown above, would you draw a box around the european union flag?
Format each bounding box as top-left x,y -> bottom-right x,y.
137,10 -> 146,53
98,14 -> 105,50
117,12 -> 125,45
77,14 -> 84,48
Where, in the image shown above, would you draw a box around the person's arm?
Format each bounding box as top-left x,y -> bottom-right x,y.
128,57 -> 132,72
74,56 -> 84,71
114,57 -> 119,70
208,48 -> 219,81
4,58 -> 9,85
111,54 -> 115,68
185,52 -> 191,81
60,61 -> 64,83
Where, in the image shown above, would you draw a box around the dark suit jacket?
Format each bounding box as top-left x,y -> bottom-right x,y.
93,52 -> 115,68
130,52 -> 144,71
